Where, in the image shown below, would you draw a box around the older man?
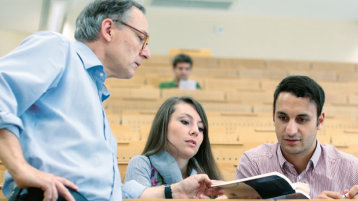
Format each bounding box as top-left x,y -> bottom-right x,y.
0,1 -> 220,200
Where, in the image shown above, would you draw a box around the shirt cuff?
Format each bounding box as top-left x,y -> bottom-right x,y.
122,180 -> 147,199
0,112 -> 23,137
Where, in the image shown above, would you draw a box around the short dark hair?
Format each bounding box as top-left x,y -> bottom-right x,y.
273,75 -> 325,117
74,0 -> 145,42
142,96 -> 221,180
172,54 -> 193,68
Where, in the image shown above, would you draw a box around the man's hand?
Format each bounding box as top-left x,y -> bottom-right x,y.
11,163 -> 78,201
0,129 -> 78,201
343,185 -> 358,199
171,174 -> 224,199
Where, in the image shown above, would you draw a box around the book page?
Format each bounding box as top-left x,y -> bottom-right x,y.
218,182 -> 261,199
271,191 -> 310,200
179,80 -> 197,90
211,172 -> 298,199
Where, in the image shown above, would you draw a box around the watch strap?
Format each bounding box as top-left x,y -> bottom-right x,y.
164,184 -> 173,199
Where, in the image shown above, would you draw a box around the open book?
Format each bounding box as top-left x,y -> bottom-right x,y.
211,172 -> 310,199
178,80 -> 197,90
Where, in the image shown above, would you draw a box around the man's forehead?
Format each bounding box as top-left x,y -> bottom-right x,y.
276,111 -> 311,117
176,62 -> 191,67
126,6 -> 148,32
275,92 -> 317,116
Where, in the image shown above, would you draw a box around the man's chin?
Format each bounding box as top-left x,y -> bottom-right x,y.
282,146 -> 303,155
115,74 -> 134,79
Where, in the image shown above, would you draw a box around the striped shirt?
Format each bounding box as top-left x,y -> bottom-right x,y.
236,141 -> 358,198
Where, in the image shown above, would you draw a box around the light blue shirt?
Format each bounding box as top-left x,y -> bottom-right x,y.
0,31 -> 146,200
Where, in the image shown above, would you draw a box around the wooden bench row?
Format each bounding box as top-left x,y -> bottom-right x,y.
103,88 -> 358,115
136,66 -> 358,82
106,75 -> 358,93
143,55 -> 358,72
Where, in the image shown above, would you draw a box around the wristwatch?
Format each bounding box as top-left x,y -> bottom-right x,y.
164,184 -> 173,199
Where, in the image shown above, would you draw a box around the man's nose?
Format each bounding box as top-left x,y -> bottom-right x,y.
140,46 -> 151,59
286,120 -> 298,135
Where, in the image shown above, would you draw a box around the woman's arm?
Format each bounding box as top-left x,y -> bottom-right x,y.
125,155 -> 152,187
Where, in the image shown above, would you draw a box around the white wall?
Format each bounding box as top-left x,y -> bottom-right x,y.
0,30 -> 30,57
2,8 -> 358,63
146,8 -> 358,62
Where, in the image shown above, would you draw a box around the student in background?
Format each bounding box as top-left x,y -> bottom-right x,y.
159,54 -> 201,89
0,0 -> 221,200
236,75 -> 358,199
125,96 -> 221,196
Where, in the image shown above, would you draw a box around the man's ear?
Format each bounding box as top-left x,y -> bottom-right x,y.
100,18 -> 115,42
317,112 -> 325,130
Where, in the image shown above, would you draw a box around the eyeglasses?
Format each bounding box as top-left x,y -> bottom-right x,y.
113,19 -> 149,51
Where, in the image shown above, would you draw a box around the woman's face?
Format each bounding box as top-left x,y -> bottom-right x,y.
166,102 -> 204,160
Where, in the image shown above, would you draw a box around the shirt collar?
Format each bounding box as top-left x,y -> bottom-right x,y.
310,140 -> 321,168
277,143 -> 287,169
277,140 -> 321,169
172,79 -> 179,87
73,40 -> 110,101
73,40 -> 103,70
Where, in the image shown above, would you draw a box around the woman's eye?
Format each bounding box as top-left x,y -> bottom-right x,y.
180,120 -> 189,125
198,127 -> 204,133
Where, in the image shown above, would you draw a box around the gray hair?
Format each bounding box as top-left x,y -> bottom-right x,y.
74,0 -> 145,42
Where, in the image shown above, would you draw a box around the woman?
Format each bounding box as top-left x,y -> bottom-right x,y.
125,96 -> 221,187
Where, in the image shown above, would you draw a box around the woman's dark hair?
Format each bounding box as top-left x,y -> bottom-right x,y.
142,96 -> 221,180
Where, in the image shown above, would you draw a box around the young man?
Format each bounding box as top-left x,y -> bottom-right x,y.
236,75 -> 358,199
0,1 -> 221,200
159,53 -> 201,89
